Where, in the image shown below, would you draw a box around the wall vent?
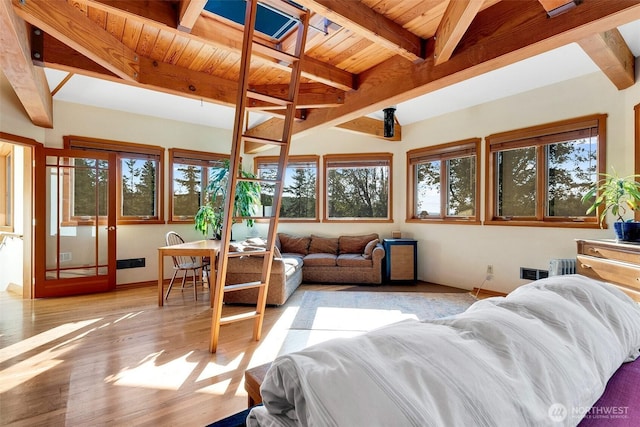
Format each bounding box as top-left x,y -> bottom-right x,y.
116,258 -> 145,269
520,267 -> 549,281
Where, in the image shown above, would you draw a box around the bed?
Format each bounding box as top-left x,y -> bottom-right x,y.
246,275 -> 640,427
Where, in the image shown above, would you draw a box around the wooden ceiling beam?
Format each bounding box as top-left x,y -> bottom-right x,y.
578,28 -> 635,90
272,0 -> 640,139
0,0 -> 52,127
433,0 -> 484,65
294,0 -> 425,63
192,13 -> 355,91
335,117 -> 402,141
37,34 -> 343,110
12,0 -> 139,82
177,0 -> 207,32
538,0 -> 575,11
80,0 -> 355,91
538,0 -> 578,17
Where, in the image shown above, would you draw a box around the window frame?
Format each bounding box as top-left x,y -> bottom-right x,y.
169,148 -> 229,224
254,155 -> 320,223
407,138 -> 481,225
485,114 -> 606,228
0,143 -> 13,232
64,136 -> 165,225
323,153 -> 393,223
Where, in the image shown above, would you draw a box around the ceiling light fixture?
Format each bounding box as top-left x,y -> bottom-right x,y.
383,106 -> 396,138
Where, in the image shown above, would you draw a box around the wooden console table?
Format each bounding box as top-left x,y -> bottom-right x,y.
576,239 -> 640,302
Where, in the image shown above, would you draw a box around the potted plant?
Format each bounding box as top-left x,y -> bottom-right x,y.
581,170 -> 640,241
194,159 -> 261,239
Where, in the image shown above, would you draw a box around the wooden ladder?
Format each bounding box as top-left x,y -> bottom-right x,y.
209,0 -> 310,353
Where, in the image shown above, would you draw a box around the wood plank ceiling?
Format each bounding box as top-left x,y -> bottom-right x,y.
1,0 -> 638,151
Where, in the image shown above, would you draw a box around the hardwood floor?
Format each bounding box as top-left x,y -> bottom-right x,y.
0,282 -> 476,426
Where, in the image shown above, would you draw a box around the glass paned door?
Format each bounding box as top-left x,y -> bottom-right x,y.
35,149 -> 116,297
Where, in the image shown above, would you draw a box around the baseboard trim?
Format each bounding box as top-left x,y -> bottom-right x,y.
472,287 -> 508,297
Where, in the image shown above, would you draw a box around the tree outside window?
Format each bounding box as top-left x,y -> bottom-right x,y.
64,136 -> 164,224
169,149 -> 228,223
408,139 -> 480,223
324,153 -> 392,221
486,114 -> 605,227
255,155 -> 318,221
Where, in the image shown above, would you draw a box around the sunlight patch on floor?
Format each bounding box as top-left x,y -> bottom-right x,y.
250,305 -> 300,365
196,353 -> 244,382
0,344 -> 75,392
196,378 -> 233,395
107,351 -> 197,390
0,318 -> 101,364
107,351 -> 245,390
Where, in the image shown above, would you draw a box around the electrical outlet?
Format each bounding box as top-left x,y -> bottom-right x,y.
486,265 -> 493,275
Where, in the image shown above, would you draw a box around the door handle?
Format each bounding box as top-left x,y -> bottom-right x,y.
106,226 -> 116,231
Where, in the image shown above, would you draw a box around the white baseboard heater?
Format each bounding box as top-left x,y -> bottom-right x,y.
549,258 -> 577,276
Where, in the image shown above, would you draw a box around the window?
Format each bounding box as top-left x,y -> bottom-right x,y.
204,1 -> 299,40
64,136 -> 164,224
0,143 -> 13,231
169,149 -> 229,223
486,114 -> 606,227
255,155 -> 318,222
324,153 -> 392,222
407,139 -> 480,223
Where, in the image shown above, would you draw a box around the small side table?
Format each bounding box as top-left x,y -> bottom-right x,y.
383,238 -> 418,282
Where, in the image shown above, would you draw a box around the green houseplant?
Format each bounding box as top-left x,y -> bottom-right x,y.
581,170 -> 640,241
194,159 -> 261,239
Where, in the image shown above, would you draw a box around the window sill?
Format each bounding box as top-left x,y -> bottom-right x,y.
484,219 -> 601,229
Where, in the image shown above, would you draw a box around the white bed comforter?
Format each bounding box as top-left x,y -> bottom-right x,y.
247,275 -> 640,427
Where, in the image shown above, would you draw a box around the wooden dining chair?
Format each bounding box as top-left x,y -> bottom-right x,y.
165,231 -> 210,301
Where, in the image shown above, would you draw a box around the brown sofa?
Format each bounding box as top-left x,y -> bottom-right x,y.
223,233 -> 385,305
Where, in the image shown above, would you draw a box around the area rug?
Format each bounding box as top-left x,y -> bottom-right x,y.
290,291 -> 477,332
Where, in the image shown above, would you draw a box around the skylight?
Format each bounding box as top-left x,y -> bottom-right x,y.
204,0 -> 299,40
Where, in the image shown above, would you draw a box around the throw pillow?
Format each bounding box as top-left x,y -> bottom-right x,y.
339,233 -> 378,254
363,238 -> 379,259
308,235 -> 339,255
278,233 -> 310,255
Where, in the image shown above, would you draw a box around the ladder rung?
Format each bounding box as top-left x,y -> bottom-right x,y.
220,311 -> 260,325
224,281 -> 266,292
247,90 -> 292,106
242,135 -> 287,146
253,42 -> 300,65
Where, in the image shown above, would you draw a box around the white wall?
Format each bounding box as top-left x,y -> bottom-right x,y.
397,72 -> 640,293
2,69 -> 639,292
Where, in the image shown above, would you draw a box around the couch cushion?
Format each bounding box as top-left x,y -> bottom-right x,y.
308,235 -> 339,255
303,253 -> 337,267
339,233 -> 379,254
363,239 -> 379,259
337,254 -> 373,267
278,233 -> 310,255
282,256 -> 304,275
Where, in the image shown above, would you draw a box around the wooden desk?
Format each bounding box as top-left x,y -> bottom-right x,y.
157,239 -> 220,306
